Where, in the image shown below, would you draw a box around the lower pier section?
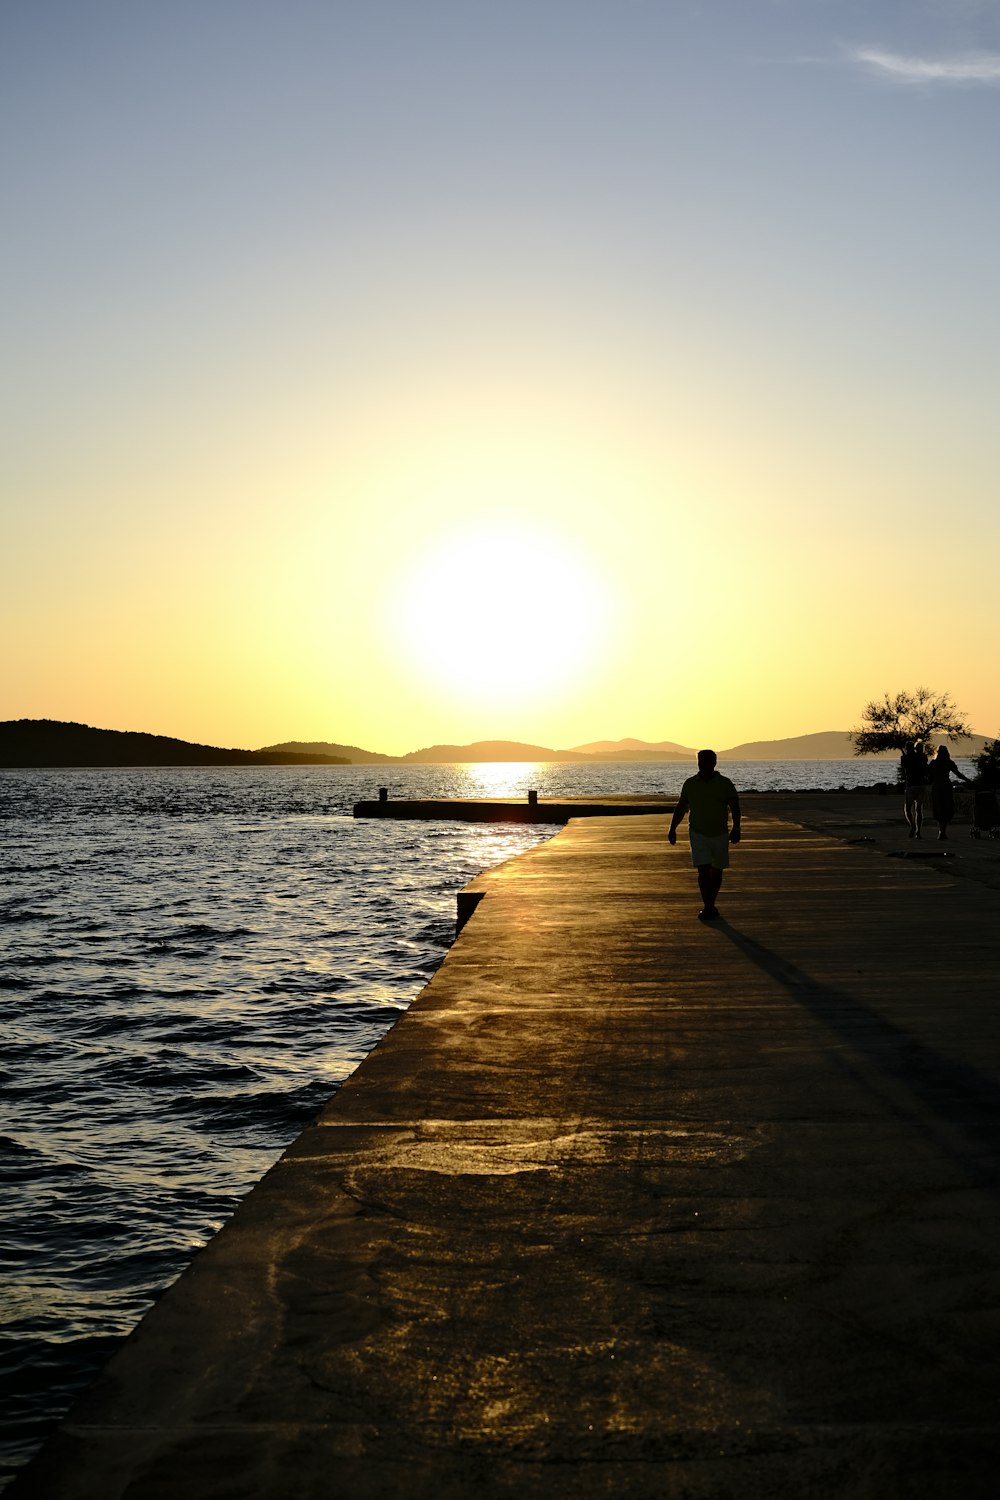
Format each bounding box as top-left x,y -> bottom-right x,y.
353,794 -> 673,822
17,814 -> 1000,1498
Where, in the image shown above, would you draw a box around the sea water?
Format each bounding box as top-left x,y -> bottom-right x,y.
0,758 -> 908,1483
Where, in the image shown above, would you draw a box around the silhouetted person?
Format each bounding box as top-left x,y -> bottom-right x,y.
668,749 -> 741,921
900,740 -> 929,839
928,744 -> 970,840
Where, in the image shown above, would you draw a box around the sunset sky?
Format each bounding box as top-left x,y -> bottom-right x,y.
4,1 -> 999,754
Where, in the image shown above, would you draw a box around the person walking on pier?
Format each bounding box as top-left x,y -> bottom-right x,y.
668,749 -> 741,921
928,743 -> 971,840
901,740 -> 929,839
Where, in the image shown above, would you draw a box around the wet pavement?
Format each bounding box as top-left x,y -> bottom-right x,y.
14,807 -> 1000,1498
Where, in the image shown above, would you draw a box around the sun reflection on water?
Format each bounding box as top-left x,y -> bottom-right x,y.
464,762 -> 541,798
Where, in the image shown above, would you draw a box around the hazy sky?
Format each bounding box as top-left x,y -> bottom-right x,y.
4,0 -> 999,753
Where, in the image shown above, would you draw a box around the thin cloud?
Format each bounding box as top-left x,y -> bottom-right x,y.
854,47 -> 1000,83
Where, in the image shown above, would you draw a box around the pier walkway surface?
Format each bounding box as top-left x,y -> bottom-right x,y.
16,804 -> 1000,1499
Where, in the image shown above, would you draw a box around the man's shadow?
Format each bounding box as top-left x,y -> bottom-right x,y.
709,919 -> 1000,1192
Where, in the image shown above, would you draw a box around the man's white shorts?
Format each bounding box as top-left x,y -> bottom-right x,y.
690,831 -> 730,869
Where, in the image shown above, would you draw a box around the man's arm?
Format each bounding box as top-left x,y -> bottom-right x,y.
667,795 -> 689,845
728,792 -> 742,844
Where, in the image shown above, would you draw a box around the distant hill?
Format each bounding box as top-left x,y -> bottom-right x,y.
259,739 -> 395,764
567,734 -> 856,762
579,747 -> 694,762
572,737 -> 696,757
720,729 -> 989,760
720,731 -> 860,761
402,740 -> 591,764
6,721 -> 988,770
0,721 -> 350,767
572,730 -> 990,762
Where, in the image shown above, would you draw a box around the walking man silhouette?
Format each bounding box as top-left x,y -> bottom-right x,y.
668,749 -> 741,921
900,740 -> 929,839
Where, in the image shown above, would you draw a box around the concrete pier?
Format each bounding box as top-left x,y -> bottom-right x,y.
14,806 -> 1000,1498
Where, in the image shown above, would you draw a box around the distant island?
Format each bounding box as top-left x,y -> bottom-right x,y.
0,721 -> 350,768
2,720 -> 987,769
269,729 -> 988,763
264,730 -> 948,764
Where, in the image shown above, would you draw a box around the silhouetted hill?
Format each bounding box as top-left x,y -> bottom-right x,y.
259,740 -> 395,764
573,747 -> 694,762
721,730 -> 988,760
0,721 -> 350,767
568,735 -> 867,762
571,731 -> 988,762
6,722 -> 987,771
572,737 -> 696,756
402,740 -> 591,764
720,731 -> 858,760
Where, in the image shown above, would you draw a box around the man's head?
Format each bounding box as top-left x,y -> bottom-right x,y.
697,748 -> 717,776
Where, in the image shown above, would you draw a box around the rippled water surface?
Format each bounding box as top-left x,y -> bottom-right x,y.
0,759 -> 895,1483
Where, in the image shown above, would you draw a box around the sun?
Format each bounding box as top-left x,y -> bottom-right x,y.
386,519 -> 614,707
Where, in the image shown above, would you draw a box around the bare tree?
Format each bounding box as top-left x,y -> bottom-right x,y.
851,687 -> 972,756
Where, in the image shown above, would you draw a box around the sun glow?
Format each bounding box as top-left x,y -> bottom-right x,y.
467,762 -> 541,796
386,519 -> 614,710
